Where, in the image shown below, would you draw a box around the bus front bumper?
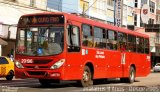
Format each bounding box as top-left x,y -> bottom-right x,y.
15,69 -> 63,80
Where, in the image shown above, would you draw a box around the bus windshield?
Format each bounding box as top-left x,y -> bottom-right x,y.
16,27 -> 64,56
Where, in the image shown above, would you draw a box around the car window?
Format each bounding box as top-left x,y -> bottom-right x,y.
0,57 -> 9,64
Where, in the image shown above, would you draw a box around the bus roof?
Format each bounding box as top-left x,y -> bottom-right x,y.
64,13 -> 149,38
21,12 -> 149,38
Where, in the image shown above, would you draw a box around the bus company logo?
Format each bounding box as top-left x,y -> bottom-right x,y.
32,17 -> 37,24
143,9 -> 148,15
34,65 -> 39,69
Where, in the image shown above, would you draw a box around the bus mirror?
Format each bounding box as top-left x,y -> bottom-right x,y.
70,25 -> 73,30
67,25 -> 73,30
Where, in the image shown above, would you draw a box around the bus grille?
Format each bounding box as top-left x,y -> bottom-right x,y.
25,66 -> 49,69
27,71 -> 45,76
33,60 -> 52,64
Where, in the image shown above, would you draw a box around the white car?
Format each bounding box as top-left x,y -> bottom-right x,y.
153,63 -> 160,72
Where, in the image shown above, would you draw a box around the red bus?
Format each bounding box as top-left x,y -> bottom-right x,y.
14,12 -> 150,87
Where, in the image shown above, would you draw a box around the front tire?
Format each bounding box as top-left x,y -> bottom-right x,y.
77,66 -> 93,87
6,71 -> 14,80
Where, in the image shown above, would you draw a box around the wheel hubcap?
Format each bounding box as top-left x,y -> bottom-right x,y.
130,71 -> 134,81
83,71 -> 89,82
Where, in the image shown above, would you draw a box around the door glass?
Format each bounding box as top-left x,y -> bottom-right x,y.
67,25 -> 80,52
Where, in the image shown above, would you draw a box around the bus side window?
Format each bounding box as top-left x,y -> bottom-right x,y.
93,27 -> 106,48
140,37 -> 144,53
82,24 -> 93,47
144,38 -> 149,54
117,32 -> 127,51
67,25 -> 80,52
136,37 -> 144,53
127,35 -> 136,52
107,30 -> 117,50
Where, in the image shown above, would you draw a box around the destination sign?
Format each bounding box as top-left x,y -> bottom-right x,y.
19,15 -> 64,26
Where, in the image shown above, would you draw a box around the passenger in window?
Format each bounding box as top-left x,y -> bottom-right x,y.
83,35 -> 92,47
107,43 -> 113,50
87,40 -> 93,47
42,40 -> 48,49
120,44 -> 126,51
106,44 -> 111,50
83,35 -> 88,46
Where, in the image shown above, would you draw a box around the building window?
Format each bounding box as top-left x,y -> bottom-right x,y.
5,0 -> 16,2
140,18 -> 145,27
148,18 -> 154,24
107,0 -> 114,6
96,0 -> 106,14
128,6 -> 133,16
30,0 -> 36,7
141,0 -> 147,7
149,1 -> 155,13
135,0 -> 138,7
134,14 -> 137,26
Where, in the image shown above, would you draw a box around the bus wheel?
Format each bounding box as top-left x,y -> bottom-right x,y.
6,70 -> 14,80
77,66 -> 93,87
39,79 -> 51,86
127,66 -> 135,83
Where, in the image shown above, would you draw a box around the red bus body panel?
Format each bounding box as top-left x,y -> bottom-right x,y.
15,12 -> 151,81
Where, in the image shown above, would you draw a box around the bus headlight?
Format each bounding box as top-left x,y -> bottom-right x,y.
15,60 -> 24,68
50,59 -> 65,69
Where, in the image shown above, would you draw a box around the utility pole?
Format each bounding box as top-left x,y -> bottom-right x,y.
114,0 -> 117,26
82,1 -> 85,15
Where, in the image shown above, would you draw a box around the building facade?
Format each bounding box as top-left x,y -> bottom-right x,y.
134,0 -> 159,67
47,0 -> 135,27
0,0 -> 50,56
134,0 -> 156,27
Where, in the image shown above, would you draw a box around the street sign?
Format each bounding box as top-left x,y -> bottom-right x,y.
116,0 -> 122,27
141,4 -> 150,24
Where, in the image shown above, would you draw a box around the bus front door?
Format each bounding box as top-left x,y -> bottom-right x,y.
65,24 -> 82,80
